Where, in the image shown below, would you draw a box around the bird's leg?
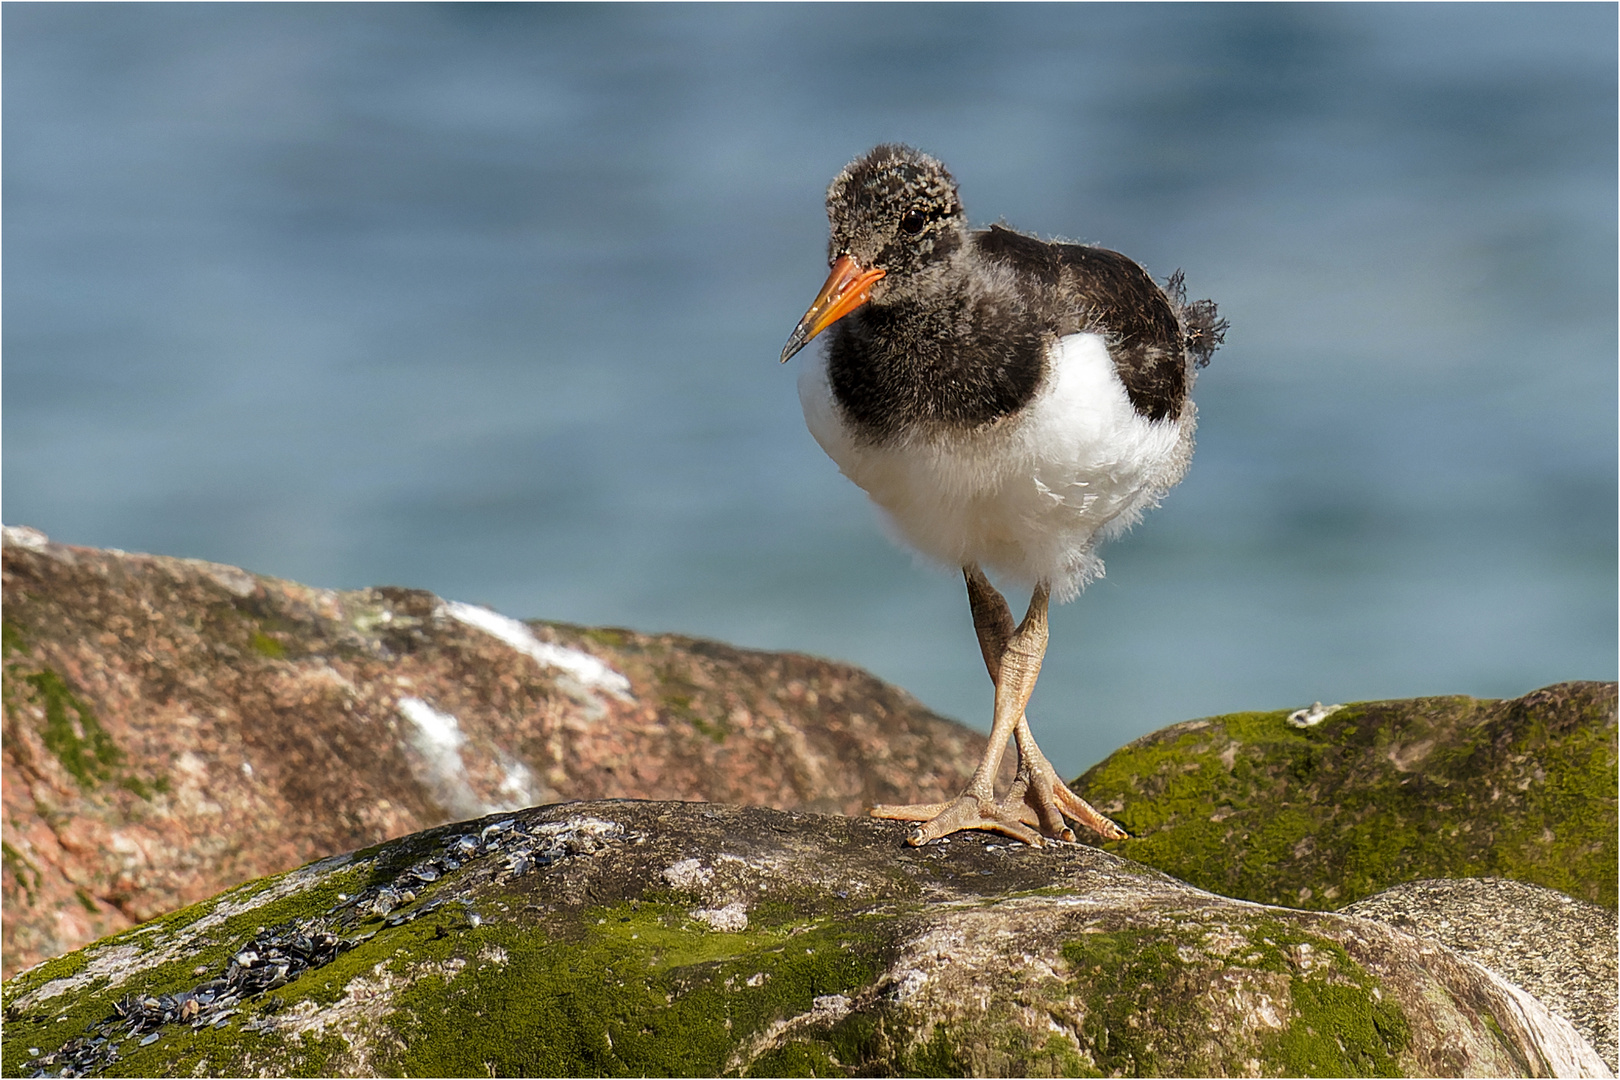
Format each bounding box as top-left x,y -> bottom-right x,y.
964,566 -> 1126,842
870,571 -> 1050,846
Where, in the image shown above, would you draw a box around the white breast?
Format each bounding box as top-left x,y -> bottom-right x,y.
798,332 -> 1194,602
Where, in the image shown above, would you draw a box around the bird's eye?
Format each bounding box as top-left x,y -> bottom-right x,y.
899,210 -> 928,235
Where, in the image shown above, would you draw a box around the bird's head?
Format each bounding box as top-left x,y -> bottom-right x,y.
781,145 -> 966,362
825,144 -> 966,283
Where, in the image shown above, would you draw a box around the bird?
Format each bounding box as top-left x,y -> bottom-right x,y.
780,144 -> 1224,847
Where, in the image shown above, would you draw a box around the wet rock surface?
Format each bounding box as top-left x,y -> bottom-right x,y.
1,800 -> 1610,1078
1072,681 -> 1618,913
1342,877 -> 1618,1075
1,527 -> 990,978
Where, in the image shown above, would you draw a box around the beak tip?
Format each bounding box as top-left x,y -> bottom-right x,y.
780,325 -> 811,364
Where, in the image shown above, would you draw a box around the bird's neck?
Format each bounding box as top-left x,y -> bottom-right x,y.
826,252 -> 1047,443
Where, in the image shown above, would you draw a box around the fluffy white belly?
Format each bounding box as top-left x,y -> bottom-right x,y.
799,332 -> 1193,601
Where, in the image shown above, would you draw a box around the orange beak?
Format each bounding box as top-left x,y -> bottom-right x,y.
779,254 -> 885,363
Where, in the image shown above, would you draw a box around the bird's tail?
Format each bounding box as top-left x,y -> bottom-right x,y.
1164,269 -> 1228,369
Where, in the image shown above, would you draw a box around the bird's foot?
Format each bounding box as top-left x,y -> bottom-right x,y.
870,794 -> 1046,847
1000,749 -> 1128,842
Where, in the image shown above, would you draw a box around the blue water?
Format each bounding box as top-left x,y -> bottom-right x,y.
5,4 -> 1615,775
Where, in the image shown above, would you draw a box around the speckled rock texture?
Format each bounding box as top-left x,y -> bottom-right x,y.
1072,682 -> 1618,913
1,801 -> 1610,1078
1341,878 -> 1618,1075
1,527 -> 989,979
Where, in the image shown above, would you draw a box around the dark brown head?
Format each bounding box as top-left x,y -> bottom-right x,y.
781,145 -> 968,362
825,144 -> 966,281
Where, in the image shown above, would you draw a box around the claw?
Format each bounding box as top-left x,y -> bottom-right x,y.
1055,783 -> 1128,841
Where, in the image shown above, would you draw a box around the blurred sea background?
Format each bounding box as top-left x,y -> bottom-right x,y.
4,3 -> 1615,775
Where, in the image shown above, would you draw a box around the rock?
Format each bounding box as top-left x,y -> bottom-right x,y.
1,800 -> 1608,1078
1072,683 -> 1618,913
1342,878 -> 1618,1075
1,527 -> 989,978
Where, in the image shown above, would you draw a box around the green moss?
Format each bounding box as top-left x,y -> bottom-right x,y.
922,1020 -> 1101,1079
902,1024 -> 967,1077
25,668 -> 123,788
2,942 -> 91,998
662,692 -> 728,744
5,870 -> 892,1078
664,693 -> 709,738
94,912 -> 432,1077
5,857 -> 371,1007
373,902 -> 882,1077
1,619 -> 27,658
249,631 -> 287,660
119,774 -> 153,799
822,1011 -> 882,1070
134,1024 -> 349,1079
1268,980 -> 1408,1077
579,627 -> 632,648
744,1040 -> 841,1077
1063,929 -> 1217,1076
1230,918 -> 1409,1076
1061,916 -> 1410,1078
1024,1032 -> 1100,1077
1075,694 -> 1619,911
175,861 -> 371,945
1478,1012 -> 1533,1076
73,888 -> 99,914
1,947 -> 105,1078
117,772 -> 172,800
1,856 -> 382,1078
1487,713 -> 1618,906
0,642 -> 169,801
1,841 -> 41,907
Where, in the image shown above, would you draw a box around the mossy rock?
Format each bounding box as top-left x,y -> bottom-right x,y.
1073,682 -> 1618,912
1,801 -> 1604,1077
1,526 -> 992,979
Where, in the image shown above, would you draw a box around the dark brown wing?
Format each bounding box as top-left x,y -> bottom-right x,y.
975,225 -> 1206,422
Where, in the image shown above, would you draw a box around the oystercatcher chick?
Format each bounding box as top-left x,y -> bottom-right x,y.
781,144 -> 1225,846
